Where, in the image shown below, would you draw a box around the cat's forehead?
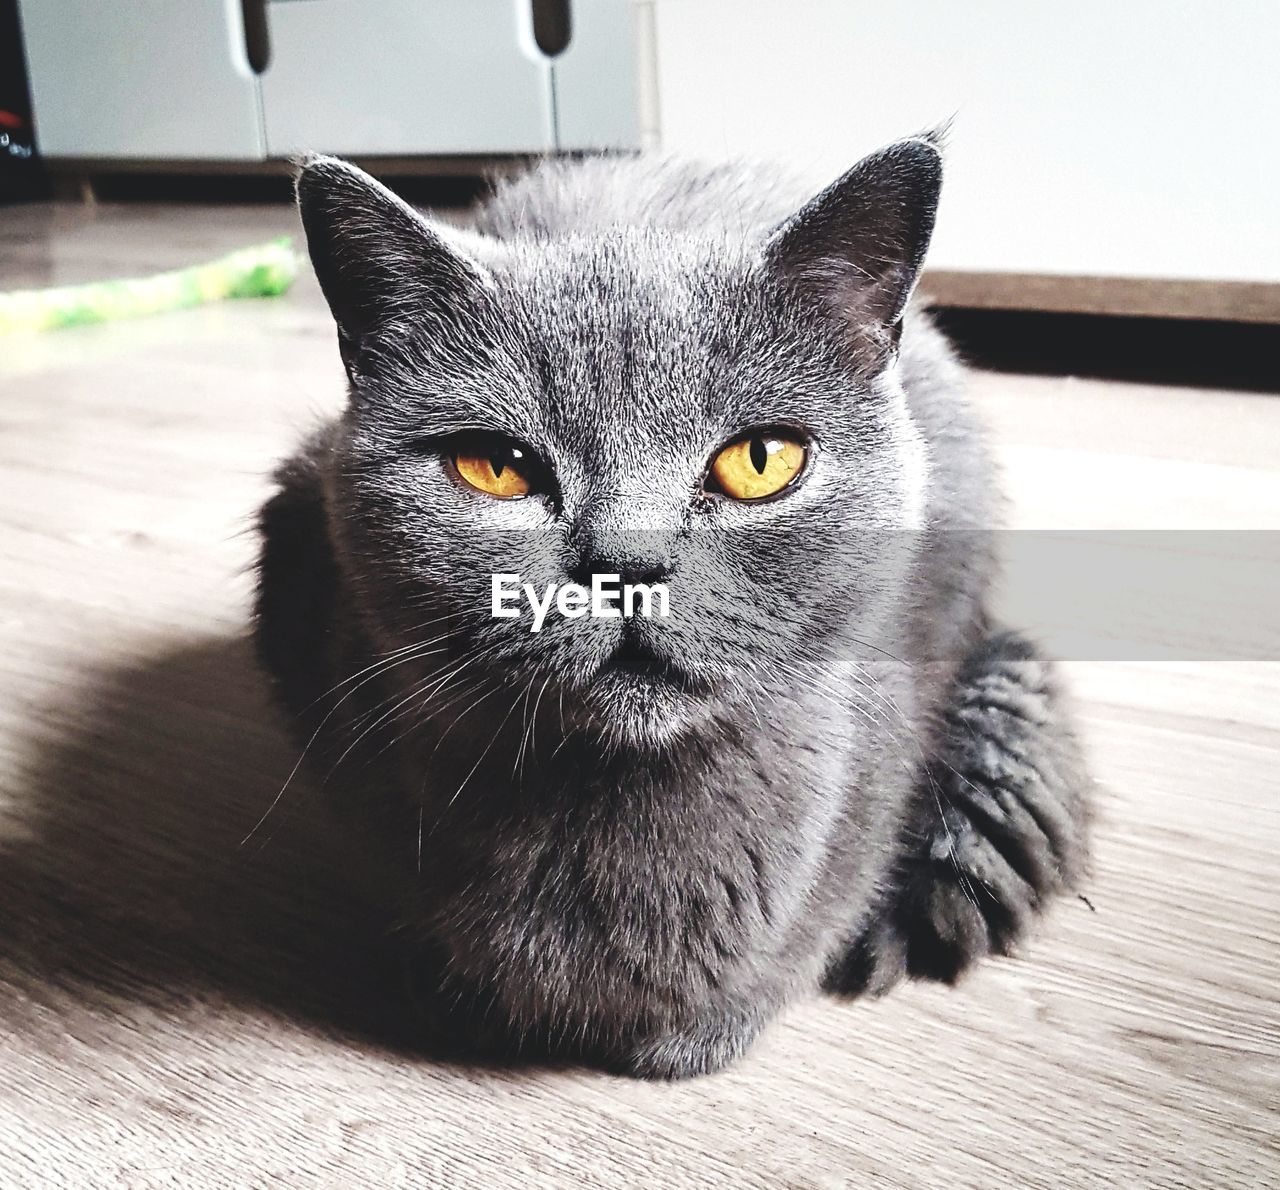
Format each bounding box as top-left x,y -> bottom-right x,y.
501,230 -> 748,343
493,231 -> 778,443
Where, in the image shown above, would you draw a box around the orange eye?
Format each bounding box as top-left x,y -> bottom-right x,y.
710,431 -> 807,500
452,441 -> 533,499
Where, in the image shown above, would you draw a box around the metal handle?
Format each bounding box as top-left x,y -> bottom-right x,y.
240,0 -> 271,74
531,0 -> 572,58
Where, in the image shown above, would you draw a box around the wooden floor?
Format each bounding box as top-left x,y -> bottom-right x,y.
0,201 -> 1276,1188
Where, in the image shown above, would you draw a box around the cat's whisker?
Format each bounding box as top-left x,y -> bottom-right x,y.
299,615 -> 474,711
427,680 -> 502,756
546,725 -> 575,764
518,673 -> 554,787
440,683 -> 527,816
356,673 -> 483,770
733,669 -> 769,735
513,672 -> 550,788
329,638 -> 512,779
382,638 -> 511,740
510,675 -> 536,782
242,639 -> 458,847
770,659 -> 897,740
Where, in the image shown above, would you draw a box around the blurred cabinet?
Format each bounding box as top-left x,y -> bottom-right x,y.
547,0 -> 646,153
17,0 -> 265,159
261,0 -> 556,156
25,0 -> 1271,320
18,0 -> 641,162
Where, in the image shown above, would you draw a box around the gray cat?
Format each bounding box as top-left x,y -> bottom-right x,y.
254,136 -> 1090,1079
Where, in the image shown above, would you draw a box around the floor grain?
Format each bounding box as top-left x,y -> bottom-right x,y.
1,201 -> 1276,1188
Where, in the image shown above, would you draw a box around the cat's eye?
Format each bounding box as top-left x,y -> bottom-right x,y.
708,430 -> 808,501
452,437 -> 536,499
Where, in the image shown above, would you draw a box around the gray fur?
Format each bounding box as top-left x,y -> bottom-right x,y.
256,143 -> 1091,1079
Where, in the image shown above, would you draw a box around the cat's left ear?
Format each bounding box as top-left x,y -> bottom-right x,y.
296,154 -> 491,375
763,136 -> 942,363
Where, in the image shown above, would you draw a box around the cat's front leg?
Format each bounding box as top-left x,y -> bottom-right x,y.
826,630 -> 1091,996
419,957 -> 761,1078
613,1012 -> 762,1080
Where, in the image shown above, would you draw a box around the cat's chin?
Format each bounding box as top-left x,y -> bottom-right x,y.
578,670 -> 709,752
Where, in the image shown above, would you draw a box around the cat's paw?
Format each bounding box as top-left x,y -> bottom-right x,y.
613,1015 -> 759,1080
895,796 -> 1049,983
822,912 -> 911,997
827,631 -> 1091,995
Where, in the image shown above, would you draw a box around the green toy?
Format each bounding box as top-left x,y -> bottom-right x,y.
0,237 -> 299,334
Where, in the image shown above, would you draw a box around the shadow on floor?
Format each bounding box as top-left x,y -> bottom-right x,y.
0,630 -> 494,1065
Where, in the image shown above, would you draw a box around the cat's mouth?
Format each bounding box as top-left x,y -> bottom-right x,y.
590,629 -> 717,697
599,636 -> 689,687
556,627 -> 719,749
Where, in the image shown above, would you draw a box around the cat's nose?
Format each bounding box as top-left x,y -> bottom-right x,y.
567,521 -> 676,589
568,493 -> 680,588
568,547 -> 673,590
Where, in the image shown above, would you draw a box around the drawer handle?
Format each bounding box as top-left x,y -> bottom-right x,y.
240,0 -> 271,74
531,0 -> 572,58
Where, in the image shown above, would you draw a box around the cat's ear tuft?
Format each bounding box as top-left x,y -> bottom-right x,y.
295,155 -> 490,368
763,138 -> 942,362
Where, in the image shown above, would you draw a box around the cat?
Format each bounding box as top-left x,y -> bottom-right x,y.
254,135 -> 1091,1079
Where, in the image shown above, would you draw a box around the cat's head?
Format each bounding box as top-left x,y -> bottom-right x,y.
296,142 -> 941,752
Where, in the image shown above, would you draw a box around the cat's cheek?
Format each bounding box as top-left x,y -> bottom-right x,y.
878,376 -> 933,532
454,495 -> 556,533
896,427 -> 932,533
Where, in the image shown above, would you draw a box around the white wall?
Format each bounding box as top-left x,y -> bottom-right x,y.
652,0 -> 1280,284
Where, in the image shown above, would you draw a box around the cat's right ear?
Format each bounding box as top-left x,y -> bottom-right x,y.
762,136 -> 942,367
295,155 -> 491,374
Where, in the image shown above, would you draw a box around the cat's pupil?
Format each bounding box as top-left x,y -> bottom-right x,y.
749,436 -> 769,474
491,455 -> 506,479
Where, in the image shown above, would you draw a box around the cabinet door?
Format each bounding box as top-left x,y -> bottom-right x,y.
261,0 -> 555,156
18,0 -> 265,159
550,0 -> 643,151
